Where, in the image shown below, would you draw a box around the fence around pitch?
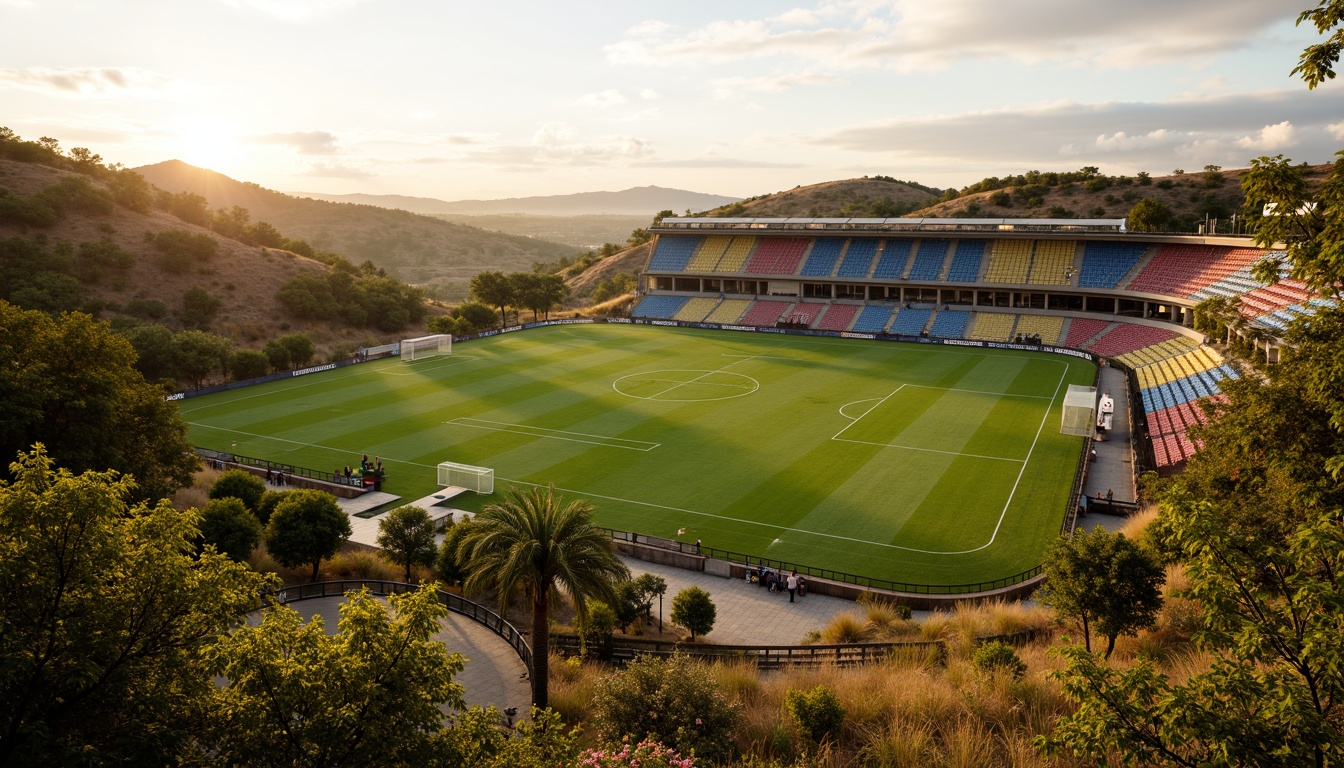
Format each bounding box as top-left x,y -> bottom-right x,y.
275,580 -> 532,674
605,529 -> 1043,595
550,634 -> 941,669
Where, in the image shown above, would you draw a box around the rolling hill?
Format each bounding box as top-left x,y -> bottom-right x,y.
133,161 -> 577,294
291,185 -> 739,216
701,177 -> 940,218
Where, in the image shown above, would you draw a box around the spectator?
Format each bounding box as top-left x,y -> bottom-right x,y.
787,571 -> 798,603
1106,489 -> 1114,503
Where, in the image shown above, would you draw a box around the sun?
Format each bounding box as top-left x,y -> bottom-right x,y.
175,123 -> 242,172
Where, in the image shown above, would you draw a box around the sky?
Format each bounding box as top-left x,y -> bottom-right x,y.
1,0 -> 1341,201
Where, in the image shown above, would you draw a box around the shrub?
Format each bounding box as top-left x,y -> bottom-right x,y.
577,739 -> 694,768
971,640 -> 1026,678
590,654 -> 739,762
785,685 -> 846,745
209,469 -> 266,513
436,517 -> 480,584
198,497 -> 262,562
229,349 -> 270,380
255,490 -> 292,526
582,600 -> 618,655
124,298 -> 168,319
670,586 -> 716,640
181,286 -> 222,329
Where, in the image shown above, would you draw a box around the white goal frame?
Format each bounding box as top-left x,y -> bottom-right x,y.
401,334 -> 452,361
437,461 -> 494,494
1060,384 -> 1097,437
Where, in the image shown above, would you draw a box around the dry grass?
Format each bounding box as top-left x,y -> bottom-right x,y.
172,466 -> 223,511
1118,505 -> 1160,541
819,612 -> 869,644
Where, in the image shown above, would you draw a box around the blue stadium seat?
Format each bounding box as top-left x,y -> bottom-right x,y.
800,239 -> 844,277
1078,242 -> 1146,289
648,236 -> 701,272
888,309 -> 932,336
928,310 -> 969,338
872,240 -> 913,279
907,240 -> 948,281
631,295 -> 689,319
851,305 -> 895,333
836,238 -> 879,278
945,241 -> 986,282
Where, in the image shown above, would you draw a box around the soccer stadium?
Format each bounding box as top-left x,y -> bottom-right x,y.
177,215 -> 1328,597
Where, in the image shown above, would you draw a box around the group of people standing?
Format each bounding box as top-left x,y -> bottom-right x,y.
750,565 -> 806,602
263,467 -> 289,486
335,454 -> 384,486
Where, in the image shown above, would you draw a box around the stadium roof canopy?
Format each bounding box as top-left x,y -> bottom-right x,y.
654,216 -> 1129,235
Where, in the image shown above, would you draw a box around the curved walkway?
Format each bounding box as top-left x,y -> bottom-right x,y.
278,596 -> 531,714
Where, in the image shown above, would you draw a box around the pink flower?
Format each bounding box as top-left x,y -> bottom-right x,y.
695,718 -> 703,725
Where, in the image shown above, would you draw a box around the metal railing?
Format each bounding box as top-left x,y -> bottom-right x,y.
550,633 -> 942,668
197,448 -> 370,489
272,580 -> 532,673
605,529 -> 1043,595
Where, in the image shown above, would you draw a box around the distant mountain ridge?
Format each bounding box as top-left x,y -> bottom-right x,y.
289,185 -> 741,216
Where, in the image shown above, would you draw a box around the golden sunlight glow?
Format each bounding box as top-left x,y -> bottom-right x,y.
175,122 -> 241,172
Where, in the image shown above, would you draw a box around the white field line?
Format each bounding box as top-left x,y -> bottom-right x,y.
721,353 -> 798,361
830,437 -> 1024,463
838,398 -> 884,421
623,377 -> 755,390
377,356 -> 478,376
901,383 -> 1053,400
831,385 -> 904,440
444,417 -> 658,452
647,354 -> 760,399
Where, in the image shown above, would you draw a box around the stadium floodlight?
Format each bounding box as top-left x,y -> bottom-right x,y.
1061,385 -> 1097,437
437,461 -> 493,494
401,334 -> 452,361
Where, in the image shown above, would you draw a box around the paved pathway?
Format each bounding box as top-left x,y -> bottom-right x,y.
280,596 -> 531,715
1083,365 -> 1137,504
619,556 -> 881,645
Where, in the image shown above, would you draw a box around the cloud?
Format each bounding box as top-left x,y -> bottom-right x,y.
217,0 -> 376,22
251,130 -> 340,155
1328,121 -> 1344,141
301,161 -> 373,178
576,89 -> 627,107
638,156 -> 804,169
639,88 -> 661,100
710,72 -> 846,99
805,87 -> 1343,175
621,107 -> 663,122
459,123 -> 654,169
445,133 -> 488,145
606,0 -> 1285,71
0,67 -> 174,97
1235,121 -> 1297,151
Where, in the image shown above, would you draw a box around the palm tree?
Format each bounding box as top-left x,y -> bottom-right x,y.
458,484 -> 628,709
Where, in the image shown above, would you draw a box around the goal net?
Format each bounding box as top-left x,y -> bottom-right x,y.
437,461 -> 494,494
401,334 -> 452,361
1060,385 -> 1097,437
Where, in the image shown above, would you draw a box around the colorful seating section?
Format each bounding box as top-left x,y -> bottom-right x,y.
1028,241 -> 1075,286
631,295 -> 688,318
889,308 -> 932,336
1013,315 -> 1064,345
648,236 -> 701,271
1085,324 -> 1178,358
787,303 -> 827,325
704,299 -> 751,324
946,241 -> 986,282
714,236 -> 757,273
1114,336 -> 1200,369
744,238 -> 809,275
969,313 -> 1017,341
1079,242 -> 1148,289
814,303 -> 858,331
836,238 -> 880,278
872,240 -> 913,279
928,310 -> 970,338
851,305 -> 896,333
738,300 -> 793,326
674,297 -> 721,322
1063,317 -> 1111,348
800,239 -> 844,277
908,239 -> 949,281
984,240 -> 1033,283
1124,245 -> 1264,297
687,236 -> 732,271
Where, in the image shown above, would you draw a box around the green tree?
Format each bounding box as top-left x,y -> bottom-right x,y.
278,333 -> 316,367
1241,153 -> 1344,293
0,302 -> 197,501
436,516 -> 480,584
452,300 -> 498,332
1040,526 -> 1164,658
122,323 -> 179,383
470,270 -> 515,328
1043,496 -> 1344,766
265,489 -> 351,582
229,349 -> 270,380
209,468 -> 267,513
262,338 -> 292,370
255,489 -> 292,527
670,585 -> 716,641
173,329 -> 233,389
1126,197 -> 1173,232
376,505 -> 438,581
458,484 -> 628,709
590,654 -> 739,762
206,584 -> 469,767
199,496 -> 263,561
0,446 -> 271,764
1293,0 -> 1344,88
180,286 -> 222,329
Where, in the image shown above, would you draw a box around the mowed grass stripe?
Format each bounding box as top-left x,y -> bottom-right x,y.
179,324 -> 1093,585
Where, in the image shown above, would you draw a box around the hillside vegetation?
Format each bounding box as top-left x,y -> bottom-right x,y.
134,160 -> 576,297
705,176 -> 940,218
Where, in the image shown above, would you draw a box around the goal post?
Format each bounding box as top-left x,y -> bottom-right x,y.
1061,385 -> 1097,437
437,461 -> 493,494
401,333 -> 452,361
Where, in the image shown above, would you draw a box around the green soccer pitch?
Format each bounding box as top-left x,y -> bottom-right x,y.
178,324 -> 1095,588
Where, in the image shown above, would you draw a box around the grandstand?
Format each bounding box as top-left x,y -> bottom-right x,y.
636,217 -> 1314,473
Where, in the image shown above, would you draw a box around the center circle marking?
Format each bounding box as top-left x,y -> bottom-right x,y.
613,369 -> 760,402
